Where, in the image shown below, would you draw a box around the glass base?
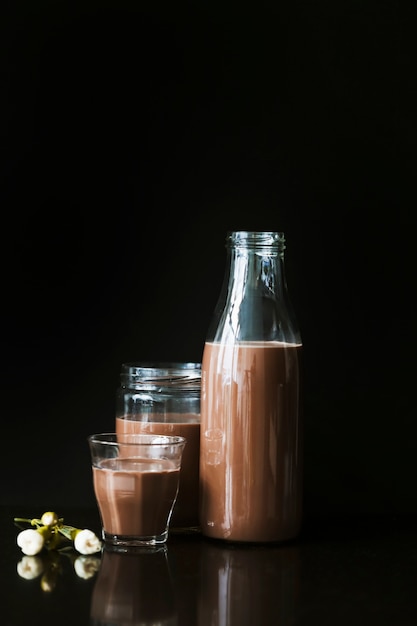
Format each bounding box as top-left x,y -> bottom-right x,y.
102,529 -> 168,552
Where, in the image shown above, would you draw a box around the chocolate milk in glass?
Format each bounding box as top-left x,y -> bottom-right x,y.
116,363 -> 201,530
93,457 -> 180,537
199,232 -> 303,543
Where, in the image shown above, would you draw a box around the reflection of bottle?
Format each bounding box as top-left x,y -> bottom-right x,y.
166,536 -> 203,626
198,540 -> 299,626
90,547 -> 178,625
116,362 -> 201,530
200,231 -> 303,542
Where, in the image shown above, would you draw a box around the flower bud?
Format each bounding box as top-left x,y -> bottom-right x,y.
41,511 -> 60,527
17,528 -> 47,556
74,529 -> 102,555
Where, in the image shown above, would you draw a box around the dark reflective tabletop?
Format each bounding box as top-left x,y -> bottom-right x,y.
2,506 -> 417,625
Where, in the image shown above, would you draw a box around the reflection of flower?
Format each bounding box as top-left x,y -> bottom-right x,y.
74,529 -> 102,555
17,529 -> 101,593
74,555 -> 101,579
17,551 -> 62,592
14,511 -> 102,556
17,555 -> 44,579
40,552 -> 62,592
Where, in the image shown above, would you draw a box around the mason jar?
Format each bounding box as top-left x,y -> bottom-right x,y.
116,362 -> 201,530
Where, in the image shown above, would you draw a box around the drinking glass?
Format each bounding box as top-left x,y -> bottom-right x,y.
88,433 -> 186,549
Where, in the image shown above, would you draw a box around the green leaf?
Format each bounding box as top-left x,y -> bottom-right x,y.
58,525 -> 77,541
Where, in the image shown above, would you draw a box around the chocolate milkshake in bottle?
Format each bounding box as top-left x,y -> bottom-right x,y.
116,362 -> 201,531
199,231 -> 303,543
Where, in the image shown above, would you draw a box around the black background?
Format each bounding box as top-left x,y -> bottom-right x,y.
1,1 -> 415,518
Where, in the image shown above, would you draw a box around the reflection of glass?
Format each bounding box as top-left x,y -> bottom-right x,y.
90,546 -> 178,625
198,540 -> 299,626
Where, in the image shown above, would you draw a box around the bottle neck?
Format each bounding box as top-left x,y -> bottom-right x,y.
207,231 -> 300,344
226,230 -> 288,301
228,245 -> 286,297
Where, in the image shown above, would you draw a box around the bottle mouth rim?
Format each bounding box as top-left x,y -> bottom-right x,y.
120,362 -> 201,389
226,231 -> 285,249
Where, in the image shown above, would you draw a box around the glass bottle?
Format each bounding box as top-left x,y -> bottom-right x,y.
116,362 -> 201,530
199,231 -> 302,542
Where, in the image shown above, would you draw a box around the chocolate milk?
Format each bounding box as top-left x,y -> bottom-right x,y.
116,415 -> 200,529
199,341 -> 302,543
93,458 -> 180,537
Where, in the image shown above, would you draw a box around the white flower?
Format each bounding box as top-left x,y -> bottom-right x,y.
17,528 -> 45,556
74,555 -> 101,579
17,555 -> 45,579
74,529 -> 102,555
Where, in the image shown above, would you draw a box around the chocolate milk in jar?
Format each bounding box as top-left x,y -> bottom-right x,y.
116,362 -> 201,531
199,231 -> 303,543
